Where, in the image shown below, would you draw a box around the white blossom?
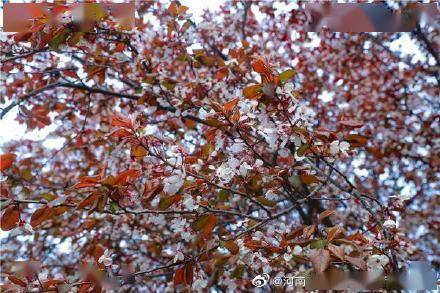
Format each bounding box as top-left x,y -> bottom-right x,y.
329,140 -> 350,155
192,278 -> 208,292
239,162 -> 253,177
383,219 -> 396,229
163,170 -> 184,195
23,223 -> 34,234
216,163 -> 235,183
173,243 -> 185,263
183,196 -> 197,210
367,254 -> 389,270
98,249 -> 113,267
293,245 -> 303,255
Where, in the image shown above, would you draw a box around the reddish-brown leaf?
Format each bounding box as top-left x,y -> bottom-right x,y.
0,153 -> 16,172
168,2 -> 178,16
300,174 -> 319,185
8,275 -> 27,287
1,206 -> 20,231
173,264 -> 194,288
327,243 -> 345,261
77,192 -> 102,210
42,279 -> 65,289
252,59 -> 267,74
30,207 -> 51,228
216,67 -> 229,80
345,256 -> 367,270
243,84 -> 263,100
111,116 -> 132,128
173,267 -> 185,287
318,210 -> 335,223
244,239 -> 262,250
303,225 -> 316,239
202,214 -> 217,237
72,181 -> 98,189
327,226 -> 345,242
224,98 -> 239,114
13,32 -> 32,43
114,169 -> 141,186
184,263 -> 193,286
223,240 -> 240,255
340,120 -> 363,128
344,134 -> 368,147
310,249 -> 331,273
93,245 -> 105,263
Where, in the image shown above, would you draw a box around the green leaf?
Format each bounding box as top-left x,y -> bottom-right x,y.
158,197 -> 174,210
20,168 -> 33,181
279,69 -> 295,82
49,29 -> 70,51
193,214 -> 210,231
311,239 -> 327,249
218,190 -> 230,201
257,196 -> 276,207
297,144 -> 309,156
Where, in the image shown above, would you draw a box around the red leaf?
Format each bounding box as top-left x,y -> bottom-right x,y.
345,256 -> 367,270
310,249 -> 331,273
8,275 -> 27,287
114,169 -> 141,186
202,214 -> 217,237
63,70 -> 77,79
224,98 -> 239,114
168,2 -> 178,16
72,182 -> 98,189
77,192 -> 101,210
184,263 -> 194,286
223,240 -> 240,254
340,120 -> 363,128
30,207 -> 51,228
1,206 -> 20,231
300,174 -> 319,185
173,264 -> 194,288
93,245 -> 105,263
72,176 -> 101,189
318,210 -> 335,223
244,239 -> 262,250
344,134 -> 368,147
327,243 -> 345,261
327,226 -> 345,242
111,116 -> 132,128
173,267 -> 184,288
13,32 -> 32,43
252,59 -> 267,74
0,153 -> 16,172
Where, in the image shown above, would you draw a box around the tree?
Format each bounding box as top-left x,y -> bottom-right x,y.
0,1 -> 438,291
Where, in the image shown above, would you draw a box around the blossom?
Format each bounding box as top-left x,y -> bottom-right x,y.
98,249 -> 113,267
23,223 -> 34,234
283,247 -> 293,262
163,170 -> 184,195
265,190 -> 278,200
216,163 -> 235,183
181,231 -> 194,242
173,243 -> 185,263
329,140 -> 350,155
183,196 -> 197,210
192,278 -> 208,292
383,219 -> 396,229
293,245 -> 303,255
150,215 -> 166,226
170,218 -> 187,233
367,254 -> 389,270
239,162 -> 253,177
